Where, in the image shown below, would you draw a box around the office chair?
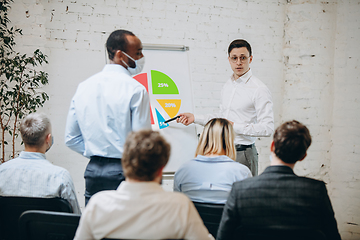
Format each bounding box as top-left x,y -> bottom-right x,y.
192,201 -> 225,237
18,210 -> 81,240
0,196 -> 73,240
236,225 -> 327,240
102,239 -> 184,240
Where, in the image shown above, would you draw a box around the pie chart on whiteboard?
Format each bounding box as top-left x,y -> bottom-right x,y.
133,70 -> 181,129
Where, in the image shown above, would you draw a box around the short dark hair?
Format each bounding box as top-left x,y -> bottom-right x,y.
106,29 -> 135,60
273,120 -> 312,164
228,39 -> 252,56
20,113 -> 51,147
122,130 -> 170,181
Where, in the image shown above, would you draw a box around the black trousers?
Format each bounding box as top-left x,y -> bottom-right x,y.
84,156 -> 125,206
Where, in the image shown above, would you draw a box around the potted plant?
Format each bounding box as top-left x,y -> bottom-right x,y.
0,0 -> 49,163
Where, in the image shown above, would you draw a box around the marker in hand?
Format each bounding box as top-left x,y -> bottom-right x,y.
164,116 -> 180,124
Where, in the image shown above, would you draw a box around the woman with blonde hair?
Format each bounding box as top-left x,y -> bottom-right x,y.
174,118 -> 252,204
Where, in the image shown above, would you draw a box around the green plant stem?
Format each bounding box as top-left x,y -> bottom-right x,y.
0,116 -> 4,163
11,66 -> 24,158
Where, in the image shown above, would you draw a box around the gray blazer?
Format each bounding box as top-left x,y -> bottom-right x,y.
217,165 -> 341,240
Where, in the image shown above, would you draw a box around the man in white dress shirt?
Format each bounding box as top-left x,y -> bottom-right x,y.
177,39 -> 274,176
74,130 -> 214,240
65,29 -> 151,204
0,113 -> 81,214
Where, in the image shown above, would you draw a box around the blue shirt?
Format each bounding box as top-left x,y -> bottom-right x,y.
0,151 -> 81,214
174,155 -> 252,204
65,64 -> 151,158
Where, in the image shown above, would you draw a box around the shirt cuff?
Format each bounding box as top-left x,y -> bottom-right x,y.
194,114 -> 206,125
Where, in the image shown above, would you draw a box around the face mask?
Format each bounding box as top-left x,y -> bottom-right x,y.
46,135 -> 54,153
269,153 -> 272,162
122,52 -> 145,75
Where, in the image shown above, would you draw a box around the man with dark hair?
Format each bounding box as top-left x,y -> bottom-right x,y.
74,130 -> 214,240
216,120 -> 341,240
65,29 -> 151,204
0,113 -> 81,214
177,39 -> 274,176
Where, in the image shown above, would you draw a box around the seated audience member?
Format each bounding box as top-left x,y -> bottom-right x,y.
74,130 -> 214,240
174,118 -> 252,204
217,120 -> 341,240
0,113 -> 81,214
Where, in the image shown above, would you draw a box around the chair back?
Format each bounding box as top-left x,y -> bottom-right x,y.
192,201 -> 225,237
0,196 -> 73,240
102,239 -> 183,240
238,226 -> 327,240
18,210 -> 81,240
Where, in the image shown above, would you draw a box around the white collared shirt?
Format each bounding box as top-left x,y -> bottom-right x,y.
74,181 -> 214,240
195,69 -> 274,145
0,151 -> 81,214
65,64 -> 151,158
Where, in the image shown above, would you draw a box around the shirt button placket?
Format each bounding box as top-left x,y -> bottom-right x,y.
224,82 -> 237,119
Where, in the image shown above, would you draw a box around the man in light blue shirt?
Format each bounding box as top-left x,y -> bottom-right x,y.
0,113 -> 81,214
65,29 -> 151,204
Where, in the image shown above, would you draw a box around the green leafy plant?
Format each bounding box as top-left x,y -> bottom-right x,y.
0,0 -> 49,163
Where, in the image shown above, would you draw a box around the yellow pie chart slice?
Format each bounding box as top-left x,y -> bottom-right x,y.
157,99 -> 181,118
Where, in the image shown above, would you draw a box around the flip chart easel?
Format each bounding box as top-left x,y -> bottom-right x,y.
133,44 -> 198,173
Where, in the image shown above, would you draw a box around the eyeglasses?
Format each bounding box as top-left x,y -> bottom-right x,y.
229,55 -> 250,63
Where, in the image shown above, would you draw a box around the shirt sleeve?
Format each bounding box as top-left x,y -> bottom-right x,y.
64,99 -> 86,156
173,171 -> 181,192
235,165 -> 252,180
217,184 -> 240,240
130,87 -> 152,131
319,183 -> 341,240
60,170 -> 81,214
73,202 -> 94,240
232,86 -> 274,137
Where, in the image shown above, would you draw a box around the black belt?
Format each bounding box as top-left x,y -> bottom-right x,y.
235,144 -> 253,151
90,156 -> 121,163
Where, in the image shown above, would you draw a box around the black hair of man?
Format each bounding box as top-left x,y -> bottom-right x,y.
273,120 -> 312,164
106,29 -> 135,60
228,39 -> 252,56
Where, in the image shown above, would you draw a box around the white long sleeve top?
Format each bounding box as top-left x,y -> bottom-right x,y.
195,69 -> 274,145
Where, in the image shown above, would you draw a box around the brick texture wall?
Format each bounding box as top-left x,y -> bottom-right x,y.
6,0 -> 360,238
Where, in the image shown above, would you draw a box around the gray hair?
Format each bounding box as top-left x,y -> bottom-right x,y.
20,113 -> 51,147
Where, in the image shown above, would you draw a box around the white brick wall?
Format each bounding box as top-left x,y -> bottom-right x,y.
6,0 -> 360,238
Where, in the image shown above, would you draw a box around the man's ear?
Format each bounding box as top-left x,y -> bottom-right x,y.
157,166 -> 165,177
249,55 -> 253,64
114,50 -> 123,60
298,153 -> 307,162
45,133 -> 51,146
112,50 -> 127,66
154,166 -> 165,184
270,141 -> 275,152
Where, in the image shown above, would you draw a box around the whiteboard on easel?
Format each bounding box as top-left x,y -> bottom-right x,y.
132,45 -> 197,173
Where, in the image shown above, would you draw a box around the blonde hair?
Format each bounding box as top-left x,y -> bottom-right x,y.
195,118 -> 236,160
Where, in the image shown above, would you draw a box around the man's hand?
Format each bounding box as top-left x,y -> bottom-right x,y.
177,113 -> 195,126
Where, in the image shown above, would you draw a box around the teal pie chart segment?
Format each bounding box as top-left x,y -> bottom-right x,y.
155,108 -> 169,129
